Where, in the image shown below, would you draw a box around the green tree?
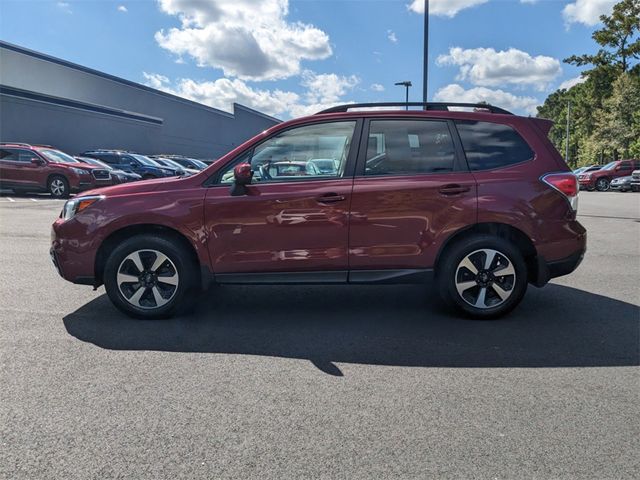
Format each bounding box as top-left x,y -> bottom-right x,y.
565,0 -> 640,75
591,73 -> 640,159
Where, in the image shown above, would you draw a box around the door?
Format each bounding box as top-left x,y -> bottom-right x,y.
0,148 -> 45,189
203,120 -> 361,278
348,118 -> 477,272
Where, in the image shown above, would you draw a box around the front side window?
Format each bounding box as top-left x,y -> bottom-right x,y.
219,121 -> 356,184
456,121 -> 534,171
364,120 -> 456,176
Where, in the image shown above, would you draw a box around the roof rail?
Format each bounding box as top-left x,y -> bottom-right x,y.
0,142 -> 34,147
316,102 -> 513,115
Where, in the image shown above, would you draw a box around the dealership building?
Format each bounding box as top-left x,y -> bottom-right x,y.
0,41 -> 280,159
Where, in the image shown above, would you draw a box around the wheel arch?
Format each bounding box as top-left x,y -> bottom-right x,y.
435,223 -> 539,283
95,224 -> 204,288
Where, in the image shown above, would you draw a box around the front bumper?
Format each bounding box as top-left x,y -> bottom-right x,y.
50,217 -> 99,286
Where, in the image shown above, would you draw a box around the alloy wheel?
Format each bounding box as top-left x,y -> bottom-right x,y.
50,179 -> 66,196
455,249 -> 516,309
116,249 -> 179,309
596,178 -> 609,191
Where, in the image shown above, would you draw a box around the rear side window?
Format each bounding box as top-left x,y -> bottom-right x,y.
365,120 -> 456,176
456,121 -> 534,171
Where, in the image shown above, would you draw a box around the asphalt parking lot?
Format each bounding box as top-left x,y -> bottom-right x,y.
0,191 -> 638,479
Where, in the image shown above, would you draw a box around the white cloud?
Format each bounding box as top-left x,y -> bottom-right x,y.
436,47 -> 562,90
387,30 -> 398,43
117,5 -> 128,13
56,1 -> 71,13
142,70 -> 359,119
154,0 -> 332,81
563,0 -> 616,26
433,84 -> 540,115
559,75 -> 587,90
142,72 -> 170,90
408,0 -> 488,17
371,83 -> 385,92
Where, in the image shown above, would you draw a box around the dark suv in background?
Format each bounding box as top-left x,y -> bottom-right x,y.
81,150 -> 175,180
0,143 -> 111,197
52,102 -> 586,320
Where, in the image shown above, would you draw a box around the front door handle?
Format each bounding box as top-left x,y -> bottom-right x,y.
439,184 -> 471,196
316,193 -> 346,204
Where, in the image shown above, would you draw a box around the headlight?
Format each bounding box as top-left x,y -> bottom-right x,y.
61,195 -> 104,221
71,167 -> 89,175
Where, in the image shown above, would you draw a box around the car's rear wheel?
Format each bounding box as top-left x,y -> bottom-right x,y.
596,178 -> 610,192
48,175 -> 70,198
437,235 -> 528,319
103,234 -> 198,319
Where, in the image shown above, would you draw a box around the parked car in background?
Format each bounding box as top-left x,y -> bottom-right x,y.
573,165 -> 601,176
0,143 -> 111,197
51,101 -> 586,320
81,150 -> 175,180
578,160 -> 640,191
151,158 -> 198,176
76,157 -> 142,184
609,176 -> 633,192
149,155 -> 208,171
631,170 -> 640,192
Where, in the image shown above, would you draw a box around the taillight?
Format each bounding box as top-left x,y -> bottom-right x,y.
542,173 -> 579,212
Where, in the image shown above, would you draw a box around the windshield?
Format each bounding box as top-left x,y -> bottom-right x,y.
39,149 -> 79,164
159,158 -> 184,169
79,157 -> 112,170
131,154 -> 161,167
190,159 -> 208,169
601,162 -> 617,171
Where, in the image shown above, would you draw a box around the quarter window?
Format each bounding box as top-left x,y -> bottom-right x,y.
220,121 -> 356,184
456,121 -> 534,171
364,120 -> 456,176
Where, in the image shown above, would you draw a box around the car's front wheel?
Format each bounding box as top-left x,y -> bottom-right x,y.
48,175 -> 70,198
595,178 -> 610,191
437,235 -> 528,319
103,234 -> 198,319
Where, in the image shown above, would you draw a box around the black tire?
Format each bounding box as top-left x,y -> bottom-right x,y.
437,235 -> 528,319
48,175 -> 70,198
103,234 -> 198,319
595,177 -> 610,192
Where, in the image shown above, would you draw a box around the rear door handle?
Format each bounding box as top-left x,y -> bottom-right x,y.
316,193 -> 346,204
439,184 -> 471,196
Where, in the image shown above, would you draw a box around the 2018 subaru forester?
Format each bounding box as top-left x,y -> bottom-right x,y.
51,103 -> 586,319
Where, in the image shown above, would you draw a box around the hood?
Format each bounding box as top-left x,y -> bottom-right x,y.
78,176 -> 187,197
57,162 -> 99,171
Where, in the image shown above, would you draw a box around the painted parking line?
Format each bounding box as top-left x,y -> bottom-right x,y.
6,197 -> 15,202
30,198 -> 38,202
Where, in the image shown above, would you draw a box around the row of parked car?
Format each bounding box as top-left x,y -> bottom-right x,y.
0,143 -> 214,198
573,159 -> 640,192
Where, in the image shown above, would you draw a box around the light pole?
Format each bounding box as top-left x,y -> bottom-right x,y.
395,81 -> 412,109
566,100 -> 571,166
423,0 -> 429,106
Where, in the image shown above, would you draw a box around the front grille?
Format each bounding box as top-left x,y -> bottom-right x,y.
92,169 -> 111,180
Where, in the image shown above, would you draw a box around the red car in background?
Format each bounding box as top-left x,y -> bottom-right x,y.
577,159 -> 640,191
0,143 -> 113,197
51,102 -> 586,320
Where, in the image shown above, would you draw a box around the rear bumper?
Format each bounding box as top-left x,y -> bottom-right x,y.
533,247 -> 586,287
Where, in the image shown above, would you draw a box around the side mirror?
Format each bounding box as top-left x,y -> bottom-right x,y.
230,163 -> 253,196
31,158 -> 45,166
130,161 -> 138,168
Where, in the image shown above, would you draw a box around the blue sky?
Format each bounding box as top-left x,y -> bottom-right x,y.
0,0 -> 616,118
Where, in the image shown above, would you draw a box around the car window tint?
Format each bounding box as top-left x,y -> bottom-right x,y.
0,148 -> 22,161
456,121 -> 534,171
219,121 -> 356,184
364,120 -> 455,176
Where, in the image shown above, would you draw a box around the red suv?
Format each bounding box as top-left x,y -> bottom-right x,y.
50,103 -> 586,319
577,159 -> 640,191
0,143 -> 113,198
